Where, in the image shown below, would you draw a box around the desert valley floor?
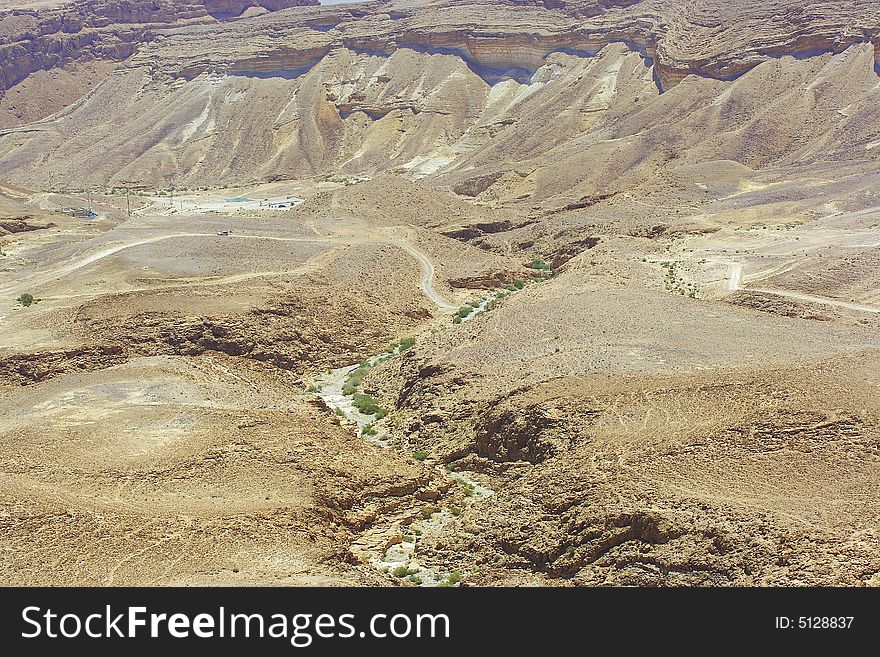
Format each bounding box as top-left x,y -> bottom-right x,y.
2,0 -> 880,586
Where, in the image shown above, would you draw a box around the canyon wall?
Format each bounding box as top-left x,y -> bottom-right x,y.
116,0 -> 880,91
4,0 -> 878,115
1,0 -> 879,188
0,0 -> 319,125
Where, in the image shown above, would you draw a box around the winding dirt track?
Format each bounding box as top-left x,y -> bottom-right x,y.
731,260 -> 880,313
40,245 -> 351,301
0,232 -> 458,310
743,286 -> 880,314
389,239 -> 458,311
657,257 -> 880,314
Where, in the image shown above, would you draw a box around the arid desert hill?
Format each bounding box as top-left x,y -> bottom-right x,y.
1,0 -> 880,587
0,1 -> 879,212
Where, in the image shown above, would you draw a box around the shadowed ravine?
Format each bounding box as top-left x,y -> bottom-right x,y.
311,278 -> 501,586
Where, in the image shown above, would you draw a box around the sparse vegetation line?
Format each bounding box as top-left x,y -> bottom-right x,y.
311,328 -> 493,587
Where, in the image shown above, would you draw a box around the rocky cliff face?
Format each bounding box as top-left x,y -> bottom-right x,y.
494,0 -> 880,89
4,0 -> 877,115
0,0 -> 319,125
1,0 -> 879,188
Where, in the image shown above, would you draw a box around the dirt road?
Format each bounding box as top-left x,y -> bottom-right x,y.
0,231 -> 457,311
658,256 -> 880,314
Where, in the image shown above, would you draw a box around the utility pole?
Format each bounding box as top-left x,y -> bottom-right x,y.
117,180 -> 144,219
166,175 -> 175,212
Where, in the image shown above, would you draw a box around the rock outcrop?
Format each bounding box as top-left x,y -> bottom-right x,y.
2,1 -> 880,193
111,1 -> 880,91
0,0 -> 318,125
4,0 -> 879,124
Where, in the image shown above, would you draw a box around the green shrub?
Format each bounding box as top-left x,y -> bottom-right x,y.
392,565 -> 419,578
17,293 -> 34,307
513,279 -> 525,290
408,575 -> 422,585
344,364 -> 371,389
441,571 -> 463,587
529,258 -> 550,271
457,306 -> 473,319
468,300 -> 481,308
452,315 -> 462,325
413,450 -> 429,461
398,337 -> 416,352
352,394 -> 387,419
421,505 -> 438,520
362,424 -> 378,437
334,407 -> 346,418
